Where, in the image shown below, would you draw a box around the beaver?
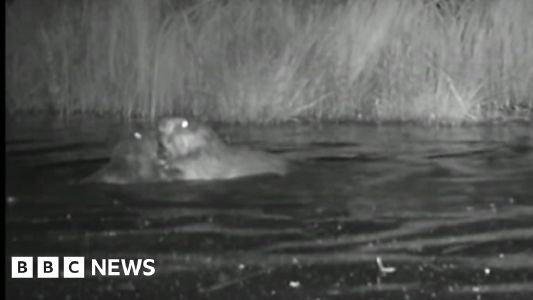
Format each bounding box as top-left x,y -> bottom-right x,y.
81,131 -> 180,184
156,117 -> 288,180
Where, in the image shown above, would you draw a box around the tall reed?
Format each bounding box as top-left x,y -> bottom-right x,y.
6,0 -> 533,124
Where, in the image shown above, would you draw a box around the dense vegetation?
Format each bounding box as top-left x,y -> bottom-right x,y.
6,0 -> 533,124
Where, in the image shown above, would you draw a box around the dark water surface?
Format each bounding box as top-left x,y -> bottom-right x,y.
5,119 -> 533,300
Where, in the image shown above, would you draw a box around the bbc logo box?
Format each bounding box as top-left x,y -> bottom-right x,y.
11,257 -> 33,278
11,256 -> 85,278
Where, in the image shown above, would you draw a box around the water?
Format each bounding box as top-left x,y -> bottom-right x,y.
5,118 -> 533,300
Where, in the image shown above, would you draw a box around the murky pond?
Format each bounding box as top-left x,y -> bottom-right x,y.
5,118 -> 533,300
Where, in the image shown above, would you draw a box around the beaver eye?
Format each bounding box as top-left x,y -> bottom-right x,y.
181,119 -> 189,129
133,132 -> 143,139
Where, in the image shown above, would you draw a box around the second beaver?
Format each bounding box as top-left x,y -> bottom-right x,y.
82,131 -> 180,184
157,117 -> 288,180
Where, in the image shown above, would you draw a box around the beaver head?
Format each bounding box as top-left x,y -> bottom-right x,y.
157,117 -> 223,159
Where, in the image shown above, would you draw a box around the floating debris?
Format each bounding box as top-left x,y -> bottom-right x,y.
289,281 -> 301,288
291,257 -> 299,265
376,256 -> 396,274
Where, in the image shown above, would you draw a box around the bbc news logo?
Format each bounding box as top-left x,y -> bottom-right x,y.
11,257 -> 156,278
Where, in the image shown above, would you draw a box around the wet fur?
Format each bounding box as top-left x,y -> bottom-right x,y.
157,117 -> 288,180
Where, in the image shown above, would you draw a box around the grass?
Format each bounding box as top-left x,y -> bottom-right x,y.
5,0 -> 533,124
